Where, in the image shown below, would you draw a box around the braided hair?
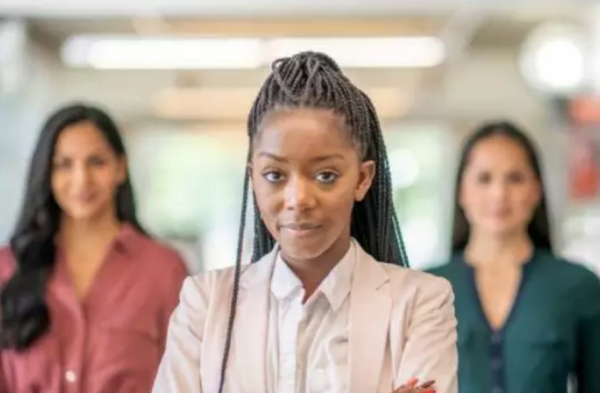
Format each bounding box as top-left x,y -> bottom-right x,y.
217,51 -> 410,393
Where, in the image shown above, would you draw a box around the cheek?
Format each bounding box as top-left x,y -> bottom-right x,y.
459,184 -> 483,213
50,172 -> 67,197
514,187 -> 539,212
252,181 -> 281,223
94,168 -> 121,192
323,183 -> 359,222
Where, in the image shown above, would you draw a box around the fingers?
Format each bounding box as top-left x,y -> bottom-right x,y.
394,378 -> 436,393
395,377 -> 419,392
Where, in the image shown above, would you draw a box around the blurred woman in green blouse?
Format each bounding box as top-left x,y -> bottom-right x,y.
428,121 -> 600,393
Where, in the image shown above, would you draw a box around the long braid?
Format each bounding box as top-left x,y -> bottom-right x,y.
217,51 -> 410,392
217,149 -> 251,393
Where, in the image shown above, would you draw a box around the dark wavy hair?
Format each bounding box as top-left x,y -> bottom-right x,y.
451,120 -> 553,253
0,103 -> 145,350
217,51 -> 410,393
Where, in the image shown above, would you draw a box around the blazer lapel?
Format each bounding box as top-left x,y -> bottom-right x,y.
230,248 -> 277,392
348,244 -> 393,393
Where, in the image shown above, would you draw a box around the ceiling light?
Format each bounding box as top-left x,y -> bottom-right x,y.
62,36 -> 264,70
61,35 -> 446,70
266,37 -> 445,68
519,23 -> 587,95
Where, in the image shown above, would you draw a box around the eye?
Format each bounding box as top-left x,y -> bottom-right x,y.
506,171 -> 526,183
475,172 -> 491,184
315,171 -> 339,184
263,170 -> 284,183
88,156 -> 107,167
53,158 -> 72,170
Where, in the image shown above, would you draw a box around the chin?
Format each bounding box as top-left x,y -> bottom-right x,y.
485,224 -> 522,238
278,235 -> 333,262
62,205 -> 106,222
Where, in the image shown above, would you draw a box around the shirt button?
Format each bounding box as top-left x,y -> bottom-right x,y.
491,333 -> 503,344
65,370 -> 77,383
491,358 -> 502,370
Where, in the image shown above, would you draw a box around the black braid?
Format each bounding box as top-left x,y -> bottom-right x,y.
216,149 -> 250,393
217,51 -> 410,393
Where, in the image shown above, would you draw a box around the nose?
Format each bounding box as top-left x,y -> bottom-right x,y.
72,162 -> 92,186
284,176 -> 316,211
489,179 -> 509,202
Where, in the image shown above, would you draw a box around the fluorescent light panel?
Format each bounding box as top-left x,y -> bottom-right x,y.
61,35 -> 445,70
62,36 -> 264,69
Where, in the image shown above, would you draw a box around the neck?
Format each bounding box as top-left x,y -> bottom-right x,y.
58,213 -> 122,252
464,230 -> 533,269
282,236 -> 351,300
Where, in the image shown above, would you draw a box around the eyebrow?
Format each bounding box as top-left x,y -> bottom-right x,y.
257,152 -> 345,163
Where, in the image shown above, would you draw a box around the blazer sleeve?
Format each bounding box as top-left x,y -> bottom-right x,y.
152,275 -> 209,393
575,271 -> 600,393
395,275 -> 458,393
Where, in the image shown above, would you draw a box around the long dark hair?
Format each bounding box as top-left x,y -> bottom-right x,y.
0,103 -> 145,350
217,51 -> 410,393
451,121 -> 553,253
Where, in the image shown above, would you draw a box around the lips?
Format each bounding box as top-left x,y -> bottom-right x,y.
73,192 -> 97,203
280,222 -> 322,237
282,223 -> 321,230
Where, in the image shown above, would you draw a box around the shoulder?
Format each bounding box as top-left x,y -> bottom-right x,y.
548,254 -> 600,300
379,264 -> 456,334
536,250 -> 599,286
181,253 -> 274,306
354,242 -> 454,301
0,245 -> 16,282
138,234 -> 183,262
186,258 -> 268,293
425,253 -> 465,279
127,230 -> 188,275
380,262 -> 454,304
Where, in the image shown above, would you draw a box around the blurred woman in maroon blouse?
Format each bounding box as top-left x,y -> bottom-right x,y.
0,104 -> 188,393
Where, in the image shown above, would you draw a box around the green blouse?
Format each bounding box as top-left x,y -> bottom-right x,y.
427,249 -> 600,393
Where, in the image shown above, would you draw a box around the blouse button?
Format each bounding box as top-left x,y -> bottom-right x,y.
65,370 -> 77,383
491,333 -> 503,345
491,358 -> 502,370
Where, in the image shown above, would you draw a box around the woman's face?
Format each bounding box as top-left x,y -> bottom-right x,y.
250,108 -> 375,264
51,121 -> 126,223
459,135 -> 541,239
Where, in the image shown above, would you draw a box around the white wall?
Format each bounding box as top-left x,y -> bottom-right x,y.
0,22 -> 64,243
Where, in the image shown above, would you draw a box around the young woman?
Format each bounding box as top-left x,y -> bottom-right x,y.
152,52 -> 458,393
428,122 -> 600,393
0,104 -> 188,393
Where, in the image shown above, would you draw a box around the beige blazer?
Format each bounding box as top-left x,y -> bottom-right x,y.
152,243 -> 458,393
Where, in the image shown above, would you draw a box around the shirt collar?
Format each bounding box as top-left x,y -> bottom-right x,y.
270,239 -> 356,312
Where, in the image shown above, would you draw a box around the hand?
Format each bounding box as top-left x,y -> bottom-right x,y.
393,377 -> 436,393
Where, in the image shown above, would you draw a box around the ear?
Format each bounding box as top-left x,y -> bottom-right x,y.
355,160 -> 376,202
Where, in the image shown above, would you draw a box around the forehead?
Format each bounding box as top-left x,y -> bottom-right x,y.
467,135 -> 531,169
54,121 -> 109,153
254,108 -> 355,158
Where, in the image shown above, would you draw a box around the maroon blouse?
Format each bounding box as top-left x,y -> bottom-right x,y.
0,224 -> 188,393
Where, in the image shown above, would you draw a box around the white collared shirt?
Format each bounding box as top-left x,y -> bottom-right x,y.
267,241 -> 356,393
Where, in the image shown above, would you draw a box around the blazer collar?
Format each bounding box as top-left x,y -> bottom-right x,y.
231,241 -> 393,393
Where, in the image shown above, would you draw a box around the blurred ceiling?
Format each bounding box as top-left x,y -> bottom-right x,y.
1,1 -> 592,125
0,0 -> 591,18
